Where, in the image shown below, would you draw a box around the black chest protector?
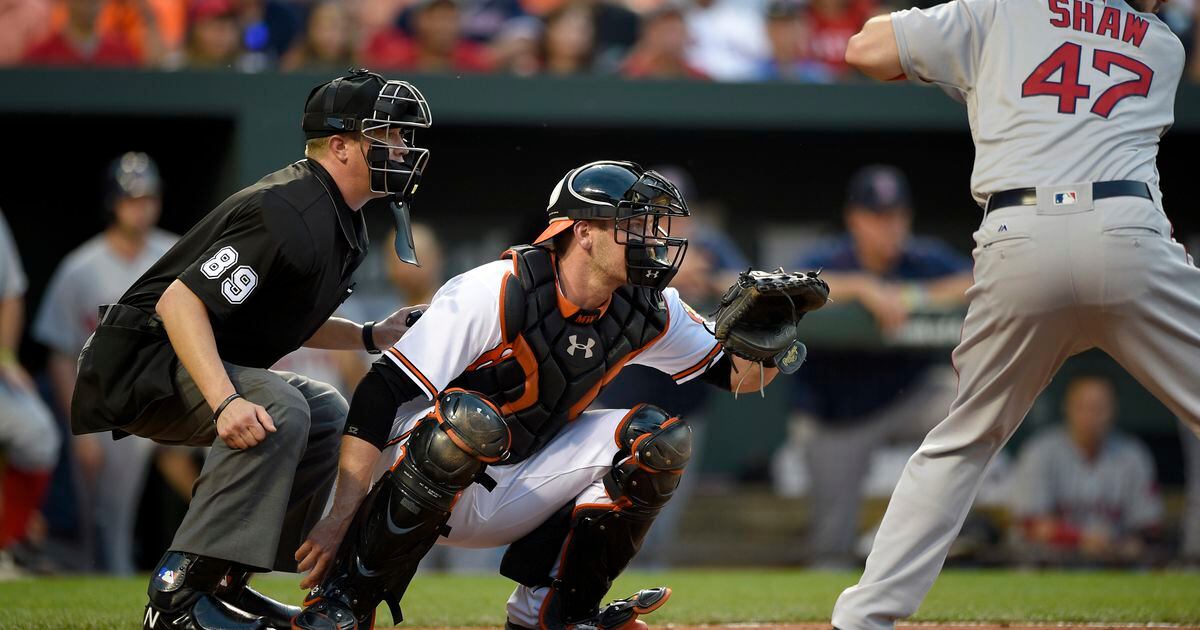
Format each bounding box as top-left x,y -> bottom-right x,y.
448,246 -> 669,463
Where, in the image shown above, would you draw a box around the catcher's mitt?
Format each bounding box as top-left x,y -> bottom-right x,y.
712,268 -> 829,374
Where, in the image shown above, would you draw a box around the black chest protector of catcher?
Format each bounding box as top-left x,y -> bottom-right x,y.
448,245 -> 668,463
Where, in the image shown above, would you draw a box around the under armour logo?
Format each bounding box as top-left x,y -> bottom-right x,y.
566,335 -> 595,359
645,270 -> 660,278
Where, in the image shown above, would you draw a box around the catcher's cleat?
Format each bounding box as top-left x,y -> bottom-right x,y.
290,595 -> 375,630
533,586 -> 671,630
216,569 -> 302,629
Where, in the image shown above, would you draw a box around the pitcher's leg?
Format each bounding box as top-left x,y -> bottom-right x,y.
832,304 -> 1076,630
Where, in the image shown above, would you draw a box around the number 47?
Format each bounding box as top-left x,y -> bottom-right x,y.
1022,42 -> 1153,118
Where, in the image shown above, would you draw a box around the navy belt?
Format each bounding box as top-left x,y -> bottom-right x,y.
985,180 -> 1151,213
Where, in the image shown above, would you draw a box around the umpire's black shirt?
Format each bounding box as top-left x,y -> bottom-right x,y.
121,159 -> 367,368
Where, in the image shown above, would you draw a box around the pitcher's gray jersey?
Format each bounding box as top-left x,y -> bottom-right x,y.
892,0 -> 1185,205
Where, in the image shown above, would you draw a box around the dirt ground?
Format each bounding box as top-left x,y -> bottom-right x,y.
420,626 -> 1200,630
422,619 -> 1200,624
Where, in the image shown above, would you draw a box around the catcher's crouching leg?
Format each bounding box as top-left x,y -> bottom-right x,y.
294,390 -> 510,630
502,404 -> 691,629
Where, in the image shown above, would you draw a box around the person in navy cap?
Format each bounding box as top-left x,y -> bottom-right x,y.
775,164 -> 974,567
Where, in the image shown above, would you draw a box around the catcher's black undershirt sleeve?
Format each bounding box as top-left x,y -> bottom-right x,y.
698,354 -> 734,391
343,358 -> 425,450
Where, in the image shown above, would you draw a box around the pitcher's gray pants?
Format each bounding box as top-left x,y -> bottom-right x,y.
834,193 -> 1200,629
125,360 -> 347,572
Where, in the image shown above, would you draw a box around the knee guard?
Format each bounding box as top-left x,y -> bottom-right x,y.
506,405 -> 692,628
296,390 -> 509,630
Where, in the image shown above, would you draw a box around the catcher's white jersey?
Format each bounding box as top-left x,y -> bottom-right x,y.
893,0 -> 1184,205
369,258 -> 725,627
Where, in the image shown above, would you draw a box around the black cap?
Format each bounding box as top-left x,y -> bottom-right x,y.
302,69 -> 387,140
846,164 -> 911,212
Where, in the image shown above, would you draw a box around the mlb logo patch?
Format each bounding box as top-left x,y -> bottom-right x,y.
1054,191 -> 1077,205
157,568 -> 178,587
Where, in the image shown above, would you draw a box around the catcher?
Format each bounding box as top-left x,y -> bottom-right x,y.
289,160 -> 829,630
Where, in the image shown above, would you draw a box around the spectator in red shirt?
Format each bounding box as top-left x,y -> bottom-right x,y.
621,3 -> 707,80
22,0 -> 140,66
805,0 -> 876,77
364,0 -> 493,73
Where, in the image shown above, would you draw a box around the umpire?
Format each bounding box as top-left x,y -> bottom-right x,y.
71,70 -> 432,630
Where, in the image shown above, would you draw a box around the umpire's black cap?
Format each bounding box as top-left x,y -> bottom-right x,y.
301,69 -> 387,140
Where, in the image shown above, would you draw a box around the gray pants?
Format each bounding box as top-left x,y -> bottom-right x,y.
801,366 -> 956,566
834,194 -> 1200,629
126,361 -> 347,572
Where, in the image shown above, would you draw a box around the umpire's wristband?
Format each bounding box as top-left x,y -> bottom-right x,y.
212,393 -> 243,425
362,321 -> 381,354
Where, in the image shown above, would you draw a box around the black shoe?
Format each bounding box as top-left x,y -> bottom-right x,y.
586,587 -> 670,629
536,586 -> 672,630
143,593 -> 267,630
145,552 -> 267,630
216,570 -> 301,629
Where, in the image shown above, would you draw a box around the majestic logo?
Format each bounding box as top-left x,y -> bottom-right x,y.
1054,191 -> 1077,205
566,335 -> 595,359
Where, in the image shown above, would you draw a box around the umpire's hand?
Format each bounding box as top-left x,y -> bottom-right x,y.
373,304 -> 429,348
216,398 -> 277,449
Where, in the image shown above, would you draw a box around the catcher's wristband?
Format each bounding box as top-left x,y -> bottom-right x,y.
362,320 -> 382,354
212,393 -> 243,425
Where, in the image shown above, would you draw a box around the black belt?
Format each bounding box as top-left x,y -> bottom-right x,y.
985,180 -> 1151,213
98,303 -> 163,332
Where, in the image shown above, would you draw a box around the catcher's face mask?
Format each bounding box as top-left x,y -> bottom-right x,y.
614,169 -> 689,292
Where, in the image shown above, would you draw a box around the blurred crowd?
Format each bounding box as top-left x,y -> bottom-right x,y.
1,154 -> 1197,580
6,0 -> 1198,82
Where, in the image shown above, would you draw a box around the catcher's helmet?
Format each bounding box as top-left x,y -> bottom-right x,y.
106,152 -> 161,211
536,160 -> 689,292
